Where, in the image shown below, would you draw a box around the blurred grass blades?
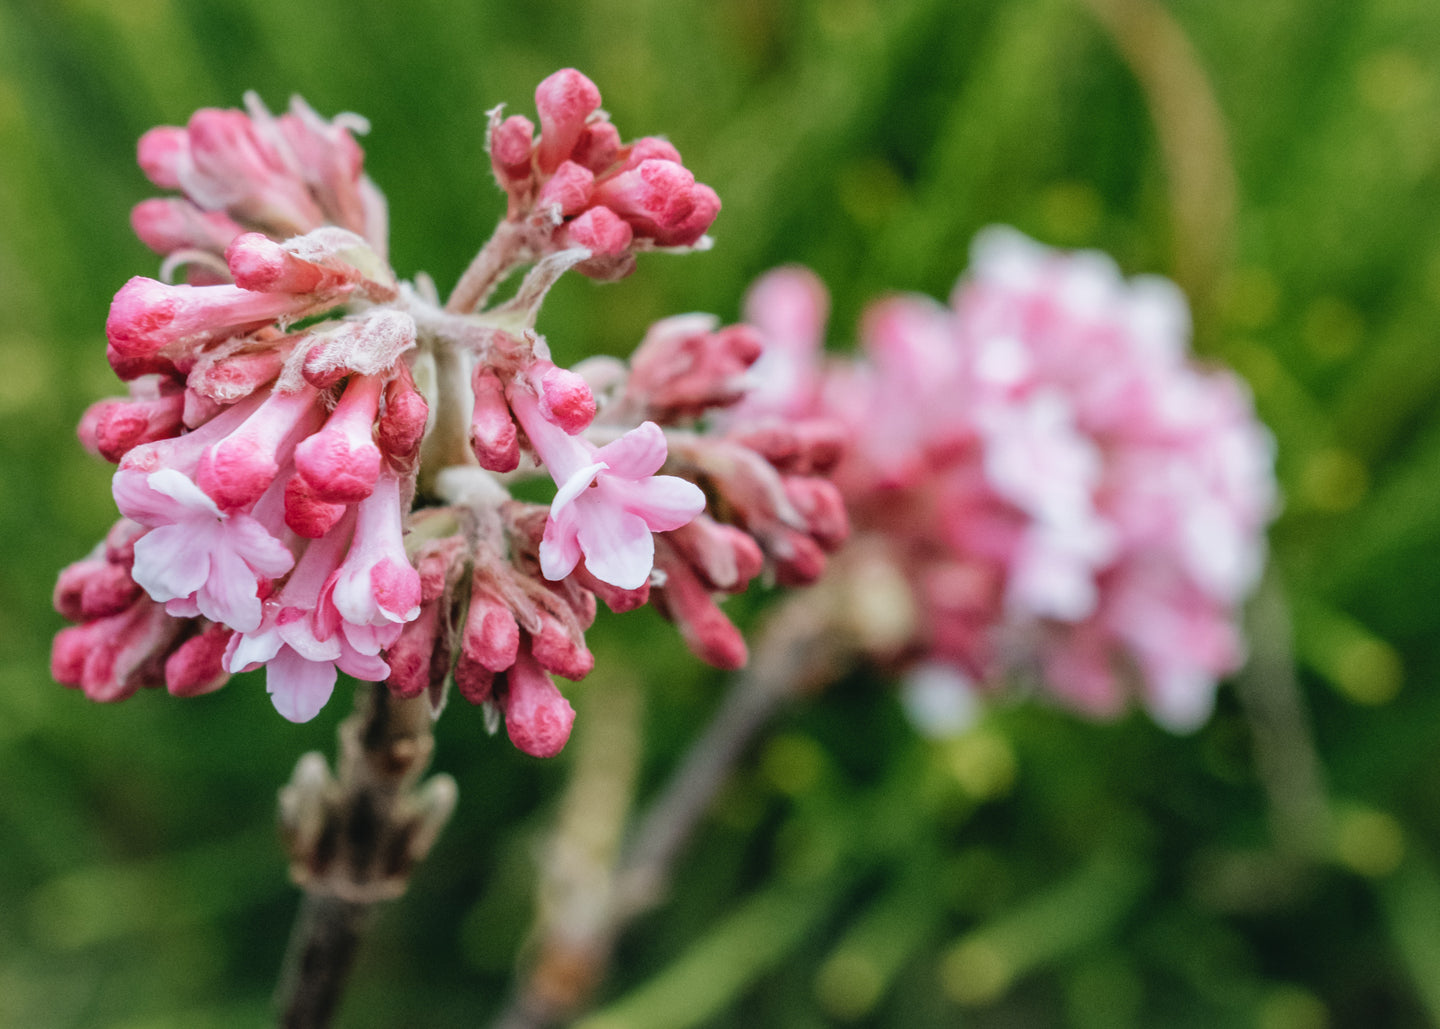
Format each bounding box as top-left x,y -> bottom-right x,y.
812,846 -> 952,1021
939,846 -> 1150,1008
27,827 -> 280,950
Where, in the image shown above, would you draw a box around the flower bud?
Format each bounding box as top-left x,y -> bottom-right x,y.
652,546 -> 747,670
572,121 -> 621,173
136,125 -> 187,190
500,644 -> 576,758
469,367 -> 521,472
591,159 -> 697,235
165,622 -> 233,697
534,69 -> 602,175
535,160 -> 595,218
131,198 -> 246,256
490,113 -> 536,192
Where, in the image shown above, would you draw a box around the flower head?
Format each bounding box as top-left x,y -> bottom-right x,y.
745,228 -> 1276,732
54,72 -> 842,757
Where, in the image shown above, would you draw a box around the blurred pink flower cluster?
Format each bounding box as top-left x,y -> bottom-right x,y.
744,227 -> 1277,732
53,70 -> 847,756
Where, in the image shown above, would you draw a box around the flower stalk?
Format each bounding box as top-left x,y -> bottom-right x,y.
275,682 -> 457,1027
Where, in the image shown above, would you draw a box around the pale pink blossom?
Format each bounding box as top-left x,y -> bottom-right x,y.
509,386 -> 705,590
225,526 -> 389,723
744,228 -> 1276,732
113,467 -> 294,633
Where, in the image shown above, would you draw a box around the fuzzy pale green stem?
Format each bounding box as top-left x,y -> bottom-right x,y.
446,219 -> 530,315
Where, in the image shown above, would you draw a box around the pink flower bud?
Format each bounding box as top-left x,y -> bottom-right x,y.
773,530 -> 827,587
386,601 -> 444,699
377,364 -> 429,459
54,559 -> 104,622
627,316 -> 762,421
64,599 -> 181,702
182,389 -> 225,428
527,606 -> 594,681
572,563 -> 650,613
165,622 -> 233,697
80,388 -> 186,463
728,420 -> 847,476
535,160 -> 595,217
184,107 -> 325,235
590,159 -> 697,235
572,121 -> 621,173
563,205 -> 633,257
535,362 -> 596,434
782,476 -> 849,550
131,198 -> 246,256
454,653 -> 496,705
106,341 -> 178,382
283,473 -> 348,538
414,535 -> 467,602
274,97 -> 372,236
196,385 -> 324,510
79,561 -> 144,619
469,366 -> 521,472
294,374 -> 384,503
490,113 -> 536,191
461,583 -> 520,674
188,344 -> 288,404
225,232 -> 359,294
665,516 -> 765,592
501,644 -> 576,758
650,182 -> 720,247
106,277 -> 313,359
621,136 -> 683,169
51,623 -> 93,687
652,548 -> 747,669
137,125 -> 188,190
534,69 -> 602,175
105,519 -> 146,566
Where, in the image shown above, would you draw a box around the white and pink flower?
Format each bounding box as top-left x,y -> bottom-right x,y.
744,227 -> 1276,733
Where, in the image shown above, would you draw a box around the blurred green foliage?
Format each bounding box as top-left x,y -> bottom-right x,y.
3,0 -> 1440,1025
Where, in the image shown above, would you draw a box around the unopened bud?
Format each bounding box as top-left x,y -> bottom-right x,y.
469,367 -> 521,472
534,69 -> 602,175
501,645 -> 576,758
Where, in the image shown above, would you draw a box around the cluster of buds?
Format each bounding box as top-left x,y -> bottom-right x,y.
743,227 -> 1277,733
482,68 -> 720,289
52,70 -> 847,758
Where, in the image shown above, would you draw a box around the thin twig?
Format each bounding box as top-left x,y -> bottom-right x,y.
275,894 -> 369,1029
274,683 -> 458,1028
493,591 -> 851,1029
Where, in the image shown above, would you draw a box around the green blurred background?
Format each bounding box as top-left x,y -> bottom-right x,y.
3,0 -> 1440,1025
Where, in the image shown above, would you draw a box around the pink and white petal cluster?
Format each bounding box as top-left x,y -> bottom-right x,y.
52,519 -> 232,702
53,92 -> 433,725
744,227 -> 1277,732
508,382 -> 705,591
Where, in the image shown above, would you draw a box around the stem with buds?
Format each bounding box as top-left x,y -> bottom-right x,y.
274,683 -> 458,1028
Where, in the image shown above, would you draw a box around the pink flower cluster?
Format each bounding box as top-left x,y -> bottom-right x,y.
53,71 -> 846,758
744,227 -> 1276,732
